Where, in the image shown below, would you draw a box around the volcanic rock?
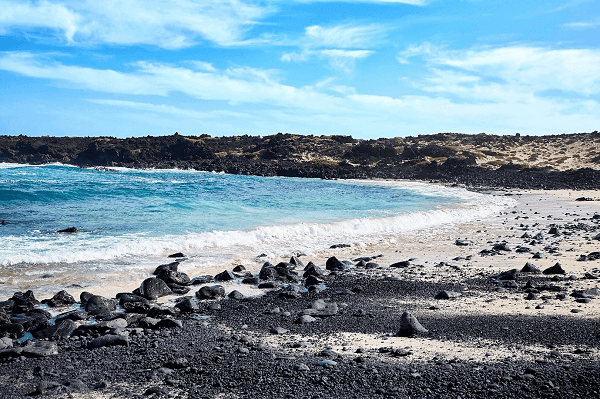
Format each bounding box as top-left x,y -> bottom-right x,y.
85,295 -> 117,317
396,311 -> 429,336
44,290 -> 76,307
521,262 -> 541,273
543,263 -> 566,275
139,277 -> 173,300
196,285 -> 225,300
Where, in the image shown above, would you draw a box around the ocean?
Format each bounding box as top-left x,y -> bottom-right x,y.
0,163 -> 514,299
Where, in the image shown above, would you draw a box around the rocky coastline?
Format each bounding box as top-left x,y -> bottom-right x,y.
1,131 -> 600,189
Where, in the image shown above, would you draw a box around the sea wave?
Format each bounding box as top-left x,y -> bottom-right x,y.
0,191 -> 515,267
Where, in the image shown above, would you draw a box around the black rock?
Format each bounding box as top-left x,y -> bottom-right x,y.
33,319 -> 77,340
232,265 -> 246,273
396,311 -> 428,336
455,239 -> 469,246
390,260 -> 410,268
196,285 -> 225,300
326,256 -> 347,271
140,277 -> 173,300
153,261 -> 179,275
12,290 -> 39,306
168,252 -> 185,258
85,295 -> 117,317
521,262 -> 541,273
190,275 -> 215,285
118,293 -> 150,307
215,270 -> 236,281
303,262 -> 324,277
80,291 -> 94,305
543,263 -> 566,275
497,268 -> 519,280
305,275 -> 323,286
492,243 -> 511,251
157,269 -> 191,285
57,227 -> 78,233
330,244 -> 350,249
228,290 -> 244,300
45,290 -> 76,307
242,277 -> 260,284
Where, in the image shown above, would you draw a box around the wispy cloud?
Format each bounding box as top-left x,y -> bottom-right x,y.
562,17 -> 600,29
0,51 -> 344,111
304,24 -> 388,48
282,48 -> 374,71
282,23 -> 382,71
90,99 -> 253,119
0,0 -> 271,48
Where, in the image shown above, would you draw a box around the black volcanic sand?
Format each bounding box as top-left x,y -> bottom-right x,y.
1,267 -> 600,398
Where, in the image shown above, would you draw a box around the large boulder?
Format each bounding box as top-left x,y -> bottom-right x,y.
326,256 -> 347,271
45,290 -> 76,307
85,295 -> 117,317
139,277 -> 173,300
156,269 -> 191,286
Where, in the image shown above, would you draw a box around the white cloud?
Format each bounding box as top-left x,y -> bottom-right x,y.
90,99 -> 253,119
282,48 -> 374,71
0,0 -> 80,41
304,24 -> 387,48
0,51 -> 345,112
0,0 -> 271,48
399,44 -> 600,99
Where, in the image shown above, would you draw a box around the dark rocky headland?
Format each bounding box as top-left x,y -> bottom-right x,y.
2,131 -> 600,189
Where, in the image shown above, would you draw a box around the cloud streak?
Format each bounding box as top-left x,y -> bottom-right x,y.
0,0 -> 271,48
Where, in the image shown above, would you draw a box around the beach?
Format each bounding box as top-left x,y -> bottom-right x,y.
1,185 -> 599,398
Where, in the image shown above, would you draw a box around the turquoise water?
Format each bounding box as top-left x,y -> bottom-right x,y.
0,163 -> 513,297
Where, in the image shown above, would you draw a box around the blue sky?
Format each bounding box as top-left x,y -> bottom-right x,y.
0,0 -> 599,139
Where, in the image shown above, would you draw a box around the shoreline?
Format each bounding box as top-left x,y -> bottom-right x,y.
1,186 -> 599,397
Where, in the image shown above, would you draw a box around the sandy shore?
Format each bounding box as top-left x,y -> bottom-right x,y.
1,187 -> 599,398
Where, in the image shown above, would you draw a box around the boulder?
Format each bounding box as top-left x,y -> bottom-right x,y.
85,295 -> 117,317
153,261 -> 179,275
228,290 -> 244,300
521,262 -> 541,274
497,269 -> 519,280
396,311 -> 429,336
326,256 -> 347,271
33,319 -> 77,340
45,290 -> 76,307
139,277 -> 173,300
543,263 -> 566,275
157,269 -> 191,286
195,285 -> 225,300
215,270 -> 236,281
175,297 -> 199,313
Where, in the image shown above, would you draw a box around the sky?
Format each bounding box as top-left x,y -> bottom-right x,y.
0,0 -> 599,139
